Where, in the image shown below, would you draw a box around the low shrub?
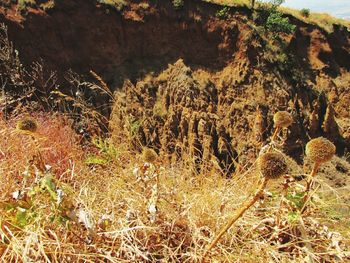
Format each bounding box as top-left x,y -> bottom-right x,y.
300,8 -> 310,18
216,6 -> 230,19
97,0 -> 127,11
266,12 -> 296,35
172,0 -> 184,10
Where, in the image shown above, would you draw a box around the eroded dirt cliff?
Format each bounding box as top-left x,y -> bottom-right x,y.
1,0 -> 350,174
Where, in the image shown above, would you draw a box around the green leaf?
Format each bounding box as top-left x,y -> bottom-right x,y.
85,155 -> 108,165
286,191 -> 305,209
15,208 -> 28,227
41,175 -> 58,201
287,211 -> 300,224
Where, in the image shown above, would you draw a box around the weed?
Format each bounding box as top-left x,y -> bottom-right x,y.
17,0 -> 35,11
300,8 -> 310,18
97,0 -> 127,11
216,6 -> 230,19
172,0 -> 184,10
266,12 -> 296,35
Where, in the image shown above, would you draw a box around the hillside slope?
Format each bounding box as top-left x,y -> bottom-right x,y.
0,1 -> 350,262
0,0 -> 349,168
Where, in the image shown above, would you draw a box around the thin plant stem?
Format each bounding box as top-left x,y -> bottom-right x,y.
202,177 -> 268,260
302,162 -> 320,213
271,127 -> 281,142
305,162 -> 320,193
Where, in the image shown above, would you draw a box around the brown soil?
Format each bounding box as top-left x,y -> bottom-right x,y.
1,0 -> 350,175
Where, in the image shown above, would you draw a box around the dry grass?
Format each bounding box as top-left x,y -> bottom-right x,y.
281,7 -> 350,32
205,0 -> 350,32
204,0 -> 250,8
0,110 -> 349,262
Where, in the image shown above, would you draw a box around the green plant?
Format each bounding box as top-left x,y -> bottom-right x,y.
97,0 -> 127,11
172,0 -> 184,10
266,12 -> 296,35
17,0 -> 36,11
85,137 -> 120,166
300,8 -> 310,18
216,6 -> 230,19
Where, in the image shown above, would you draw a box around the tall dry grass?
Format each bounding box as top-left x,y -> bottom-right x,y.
0,109 -> 349,262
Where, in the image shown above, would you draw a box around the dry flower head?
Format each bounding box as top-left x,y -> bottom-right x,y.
305,137 -> 336,164
258,152 -> 288,179
142,147 -> 158,163
273,111 -> 293,128
16,118 -> 38,133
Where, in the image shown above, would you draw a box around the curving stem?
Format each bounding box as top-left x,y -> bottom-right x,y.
305,162 -> 320,193
202,177 -> 268,260
301,161 -> 321,213
271,127 -> 281,142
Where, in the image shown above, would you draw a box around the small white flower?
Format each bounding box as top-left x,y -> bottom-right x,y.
12,190 -> 23,200
148,204 -> 157,223
78,209 -> 93,230
56,189 -> 64,205
132,167 -> 140,177
45,164 -> 52,172
148,204 -> 157,214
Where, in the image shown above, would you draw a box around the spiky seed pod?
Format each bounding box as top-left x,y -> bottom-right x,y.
16,118 -> 38,133
273,111 -> 293,128
142,148 -> 158,163
305,137 -> 336,164
258,152 -> 288,179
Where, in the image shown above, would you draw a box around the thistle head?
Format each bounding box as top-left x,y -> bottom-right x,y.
142,147 -> 158,163
273,111 -> 293,128
16,118 -> 38,133
305,137 -> 336,164
258,152 -> 288,180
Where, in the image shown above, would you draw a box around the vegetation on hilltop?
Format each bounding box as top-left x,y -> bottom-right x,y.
3,0 -> 349,32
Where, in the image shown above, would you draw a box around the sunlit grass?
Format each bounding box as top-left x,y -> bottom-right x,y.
1,110 -> 349,261
281,7 -> 350,32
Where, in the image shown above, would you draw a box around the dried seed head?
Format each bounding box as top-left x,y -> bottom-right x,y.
16,118 -> 38,133
258,152 -> 288,179
142,147 -> 158,163
273,111 -> 293,128
305,137 -> 336,164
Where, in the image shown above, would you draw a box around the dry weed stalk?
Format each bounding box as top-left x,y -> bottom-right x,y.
16,117 -> 46,171
271,111 -> 293,142
203,152 -> 288,259
142,147 -> 159,223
